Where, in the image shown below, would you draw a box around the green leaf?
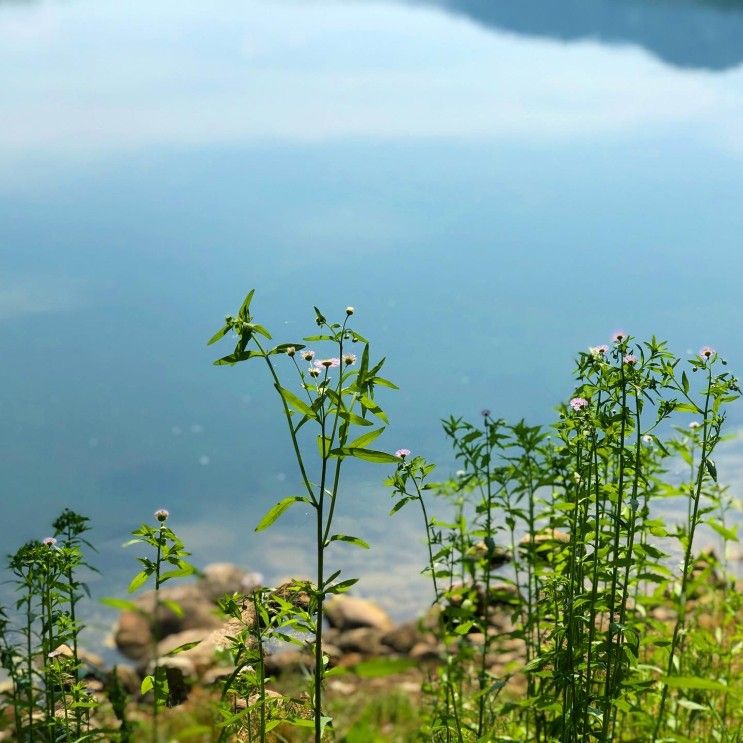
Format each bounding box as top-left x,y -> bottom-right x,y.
347,448 -> 400,464
681,371 -> 690,394
359,395 -> 388,423
140,675 -> 154,695
127,570 -> 151,594
166,640 -> 202,656
339,411 -> 374,427
706,520 -> 737,542
161,599 -> 184,618
316,436 -> 333,458
327,534 -> 370,549
325,578 -> 358,595
373,376 -> 399,390
100,597 -> 144,614
275,384 -> 315,418
207,324 -> 230,346
213,350 -> 264,366
348,427 -> 384,449
255,497 -> 308,532
705,458 -> 718,482
661,676 -> 728,692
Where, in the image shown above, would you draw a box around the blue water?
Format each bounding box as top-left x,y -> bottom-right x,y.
2,0 -> 743,621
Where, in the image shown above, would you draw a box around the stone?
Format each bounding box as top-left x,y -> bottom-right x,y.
199,563 -> 262,602
336,627 -> 389,656
264,650 -> 313,676
324,596 -> 393,632
381,621 -> 422,654
409,641 -> 442,662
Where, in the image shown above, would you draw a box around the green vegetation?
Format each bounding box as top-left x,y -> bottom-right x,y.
0,293 -> 741,742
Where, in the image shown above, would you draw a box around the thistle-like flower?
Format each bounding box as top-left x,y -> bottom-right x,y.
481,409 -> 491,417
308,366 -> 320,378
569,397 -> 589,411
346,306 -> 354,316
302,349 -> 315,361
590,344 -> 609,357
395,448 -> 411,459
154,509 -> 169,523
612,330 -> 627,343
699,346 -> 715,360
342,352 -> 357,366
623,354 -> 637,366
286,346 -> 296,357
42,537 -> 57,547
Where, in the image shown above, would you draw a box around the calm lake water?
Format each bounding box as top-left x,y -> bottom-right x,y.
2,0 -> 743,622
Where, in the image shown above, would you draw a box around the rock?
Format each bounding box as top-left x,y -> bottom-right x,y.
325,596 -> 393,632
381,621 -> 422,654
114,583 -> 222,661
336,628 -> 389,656
108,664 -> 141,695
202,666 -> 234,686
409,642 -> 442,662
156,629 -> 215,674
199,563 -> 262,602
264,650 -> 313,676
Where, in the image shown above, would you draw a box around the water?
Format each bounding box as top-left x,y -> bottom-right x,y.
2,0 -> 743,626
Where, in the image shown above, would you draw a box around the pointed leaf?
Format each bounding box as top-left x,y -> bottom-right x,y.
255,497 -> 308,532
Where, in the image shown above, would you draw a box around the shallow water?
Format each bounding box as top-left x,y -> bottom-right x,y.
1,0 -> 742,623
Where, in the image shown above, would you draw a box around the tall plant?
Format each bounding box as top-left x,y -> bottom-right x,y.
210,291 -> 399,741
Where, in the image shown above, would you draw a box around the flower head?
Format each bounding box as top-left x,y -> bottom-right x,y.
699,346 -> 716,360
395,448 -> 411,459
612,330 -> 627,343
590,344 -> 609,358
689,421 -> 702,430
308,366 -> 320,378
642,434 -> 654,446
285,346 -> 296,357
346,306 -> 354,316
315,358 -> 341,370
569,397 -> 589,412
154,509 -> 169,523
302,349 -> 315,361
481,408 -> 491,418
342,352 -> 357,366
623,354 -> 637,366
42,537 -> 57,547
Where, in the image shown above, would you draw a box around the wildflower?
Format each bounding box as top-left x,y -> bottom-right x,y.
342,352 -> 357,366
42,537 -> 57,547
395,448 -> 411,459
315,358 -> 340,370
346,306 -> 354,316
590,344 -> 609,357
623,354 -> 637,366
569,397 -> 589,411
308,366 -> 320,378
612,330 -> 627,343
154,509 -> 169,523
642,434 -> 654,446
302,349 -> 315,361
699,346 -> 715,360
689,421 -> 701,429
285,346 -> 296,357
481,409 -> 491,417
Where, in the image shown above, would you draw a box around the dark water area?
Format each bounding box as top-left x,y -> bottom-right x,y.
1,0 -> 742,631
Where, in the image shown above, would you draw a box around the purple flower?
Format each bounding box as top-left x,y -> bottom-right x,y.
302,349 -> 315,361
395,448 -> 411,459
342,352 -> 357,366
612,330 -> 627,343
623,354 -> 637,366
569,397 -> 589,411
42,537 -> 57,547
481,409 -> 491,417
699,346 -> 715,360
154,509 -> 169,523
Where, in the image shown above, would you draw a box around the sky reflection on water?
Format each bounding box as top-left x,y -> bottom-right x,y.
1,0 -> 742,611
